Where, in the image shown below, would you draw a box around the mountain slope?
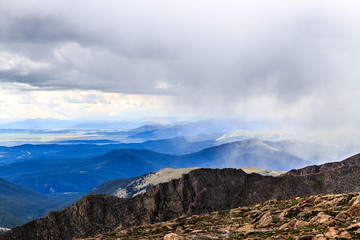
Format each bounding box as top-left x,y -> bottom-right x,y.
0,149 -> 175,193
125,119 -> 247,140
0,178 -> 73,228
0,139 -> 308,194
2,155 -> 360,240
90,167 -> 283,198
286,153 -> 360,175
0,137 -> 215,166
90,168 -> 199,198
182,138 -> 309,170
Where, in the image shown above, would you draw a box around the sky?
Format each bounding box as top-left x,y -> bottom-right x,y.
1,0 -> 360,134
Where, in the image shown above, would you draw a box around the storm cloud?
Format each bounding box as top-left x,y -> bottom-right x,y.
1,0 -> 360,131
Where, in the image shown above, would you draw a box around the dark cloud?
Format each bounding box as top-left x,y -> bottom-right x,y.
0,14 -> 76,43
0,0 -> 360,130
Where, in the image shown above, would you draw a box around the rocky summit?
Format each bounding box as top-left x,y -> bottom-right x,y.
79,191 -> 360,239
2,155 -> 360,240
286,153 -> 360,176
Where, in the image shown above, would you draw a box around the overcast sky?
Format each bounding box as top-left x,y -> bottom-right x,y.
0,0 -> 360,133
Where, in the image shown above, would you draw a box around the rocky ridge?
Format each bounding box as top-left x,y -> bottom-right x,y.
79,191 -> 360,239
90,168 -> 200,198
286,153 -> 360,176
91,167 -> 283,199
2,158 -> 360,240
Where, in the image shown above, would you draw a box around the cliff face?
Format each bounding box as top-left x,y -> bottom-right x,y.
2,162 -> 360,240
286,153 -> 360,176
83,192 -> 360,239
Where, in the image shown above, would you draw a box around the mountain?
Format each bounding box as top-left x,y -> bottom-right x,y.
90,168 -> 199,197
216,129 -> 294,142
2,154 -> 360,240
81,191 -> 360,239
0,149 -> 175,193
266,139 -> 359,165
0,137 -> 215,166
181,138 -> 309,170
0,118 -> 250,145
0,119 -> 150,130
0,139 -> 308,194
286,153 -> 360,176
0,177 -> 75,228
91,167 -> 284,198
125,119 -> 250,141
0,143 -> 123,166
119,137 -> 216,155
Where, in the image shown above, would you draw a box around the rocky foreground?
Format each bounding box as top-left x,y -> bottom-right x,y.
81,192 -> 360,239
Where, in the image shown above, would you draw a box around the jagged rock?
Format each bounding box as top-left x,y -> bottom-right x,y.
309,212 -> 333,225
256,211 -> 273,227
347,222 -> 360,230
313,234 -> 326,240
237,224 -> 254,232
164,233 -> 186,240
335,211 -> 350,223
284,206 -> 301,218
279,219 -> 296,230
245,210 -> 262,218
347,203 -> 360,217
294,220 -> 308,228
339,230 -> 352,239
350,196 -> 360,206
324,227 -> 339,238
298,209 -> 316,218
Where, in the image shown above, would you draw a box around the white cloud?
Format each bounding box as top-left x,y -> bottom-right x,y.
0,83 -> 174,120
0,51 -> 49,73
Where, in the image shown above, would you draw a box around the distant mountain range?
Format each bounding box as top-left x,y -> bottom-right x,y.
0,119 -> 151,130
0,137 -> 216,166
1,136 -> 355,168
0,139 -> 309,194
0,119 -> 254,145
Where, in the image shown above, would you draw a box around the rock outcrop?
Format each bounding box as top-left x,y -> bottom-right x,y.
2,157 -> 360,240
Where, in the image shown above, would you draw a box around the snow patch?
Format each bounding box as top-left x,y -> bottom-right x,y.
0,227 -> 11,233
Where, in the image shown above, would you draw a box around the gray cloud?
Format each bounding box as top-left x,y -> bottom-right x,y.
1,0 -> 360,131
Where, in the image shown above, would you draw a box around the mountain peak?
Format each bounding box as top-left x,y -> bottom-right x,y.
234,138 -> 279,152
